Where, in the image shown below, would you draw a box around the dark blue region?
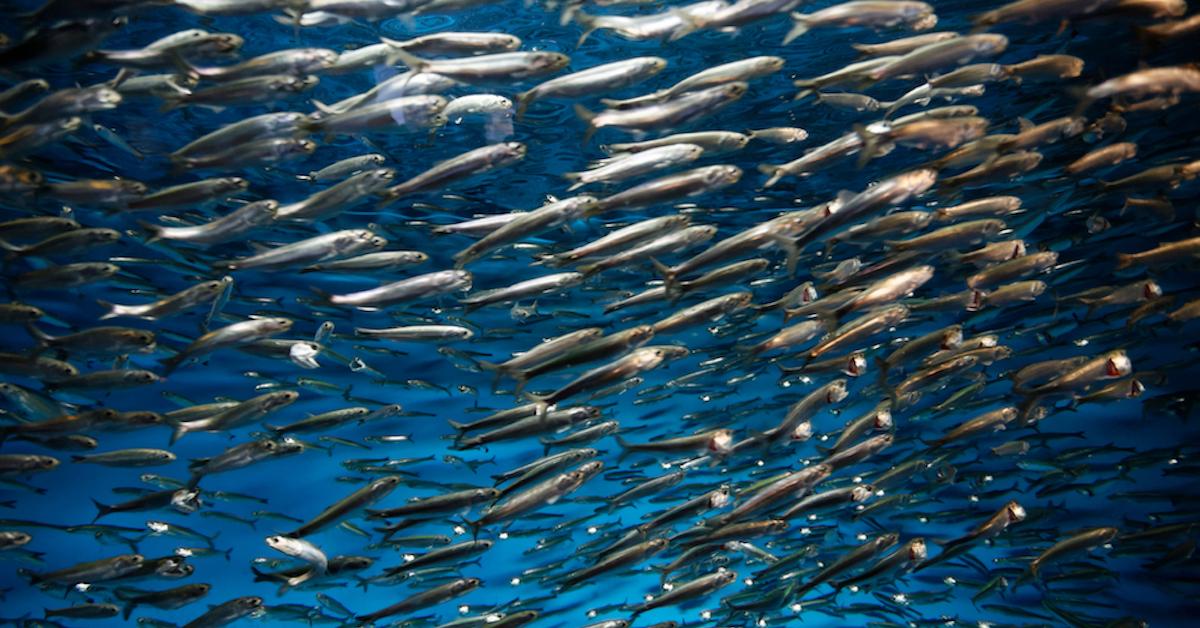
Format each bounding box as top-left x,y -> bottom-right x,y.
0,0 -> 1198,626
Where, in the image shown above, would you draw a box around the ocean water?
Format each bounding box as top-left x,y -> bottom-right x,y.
1,0 -> 1199,626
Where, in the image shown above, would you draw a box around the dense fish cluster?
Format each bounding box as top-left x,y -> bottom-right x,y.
1,0 -> 1199,625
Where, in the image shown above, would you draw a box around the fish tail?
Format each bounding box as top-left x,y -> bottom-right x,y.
1133,25 -> 1164,50
1066,85 -> 1095,117
650,257 -> 680,295
166,50 -> 202,83
121,600 -> 138,621
270,11 -> 297,26
18,568 -> 41,585
758,163 -> 784,188
853,123 -> 882,169
524,393 -> 550,418
514,89 -> 535,120
531,252 -> 562,267
157,94 -> 185,113
168,420 -> 190,446
733,342 -> 762,356
94,300 -> 127,319
875,357 -> 891,388
1114,253 -> 1134,270
782,14 -> 810,44
563,171 -> 585,191
185,473 -> 202,490
307,286 -> 333,307
461,515 -> 483,540
23,323 -> 51,348
763,233 -> 800,276
570,9 -> 598,47
251,565 -> 270,582
385,46 -> 429,73
136,219 -> 166,244
573,104 -> 598,142
159,354 -> 183,376
376,519 -> 414,540
511,371 -> 530,396
91,497 -> 112,522
666,7 -> 701,41
475,360 -> 508,391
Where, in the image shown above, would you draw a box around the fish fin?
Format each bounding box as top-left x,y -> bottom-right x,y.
1016,117 -> 1034,132
782,14 -> 810,44
1114,253 -> 1134,270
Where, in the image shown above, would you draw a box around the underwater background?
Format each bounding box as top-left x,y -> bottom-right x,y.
0,0 -> 1199,626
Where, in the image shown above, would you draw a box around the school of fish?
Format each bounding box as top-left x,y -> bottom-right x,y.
0,0 -> 1199,625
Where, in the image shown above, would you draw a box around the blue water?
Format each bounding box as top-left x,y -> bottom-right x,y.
2,0 -> 1200,626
